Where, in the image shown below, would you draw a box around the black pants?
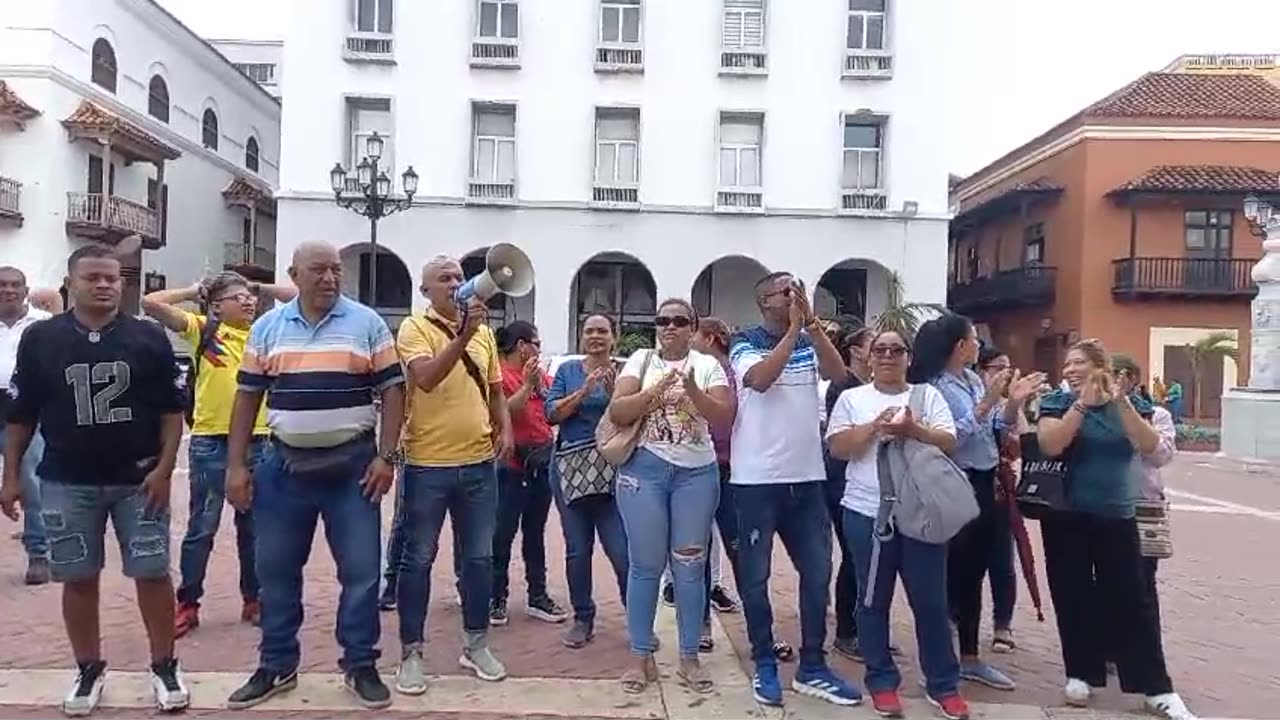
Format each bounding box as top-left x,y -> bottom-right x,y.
488,461 -> 553,604
1040,511 -> 1172,695
702,462 -> 740,626
823,453 -> 857,640
947,467 -> 997,657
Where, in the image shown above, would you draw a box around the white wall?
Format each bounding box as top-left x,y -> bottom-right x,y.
208,40 -> 283,98
0,0 -> 282,292
278,0 -> 950,215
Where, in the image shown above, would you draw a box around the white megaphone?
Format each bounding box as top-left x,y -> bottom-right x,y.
454,243 -> 534,304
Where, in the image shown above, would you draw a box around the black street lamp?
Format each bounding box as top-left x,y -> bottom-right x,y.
329,131 -> 418,310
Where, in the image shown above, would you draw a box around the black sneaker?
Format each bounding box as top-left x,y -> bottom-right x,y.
226,667 -> 298,710
661,583 -> 675,607
62,660 -> 106,717
832,635 -> 863,662
709,584 -> 739,613
489,598 -> 509,627
526,595 -> 569,623
149,657 -> 190,712
343,666 -> 392,709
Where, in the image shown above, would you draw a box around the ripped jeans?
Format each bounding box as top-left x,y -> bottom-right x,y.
40,481 -> 171,583
616,447 -> 719,659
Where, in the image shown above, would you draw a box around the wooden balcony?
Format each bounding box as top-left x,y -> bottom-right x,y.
65,192 -> 160,248
1112,257 -> 1258,300
0,176 -> 21,225
948,265 -> 1057,315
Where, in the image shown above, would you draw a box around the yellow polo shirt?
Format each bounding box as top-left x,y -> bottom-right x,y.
397,308 -> 501,466
182,313 -> 269,436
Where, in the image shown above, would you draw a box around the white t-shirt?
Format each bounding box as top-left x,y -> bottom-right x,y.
825,383 -> 956,517
619,348 -> 728,468
728,331 -> 825,485
0,306 -> 50,389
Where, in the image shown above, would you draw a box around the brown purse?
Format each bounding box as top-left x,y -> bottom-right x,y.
595,350 -> 654,466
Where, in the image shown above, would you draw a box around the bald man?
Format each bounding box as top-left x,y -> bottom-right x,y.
223,241 -> 406,710
29,288 -> 64,314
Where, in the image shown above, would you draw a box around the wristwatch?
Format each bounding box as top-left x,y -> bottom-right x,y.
379,447 -> 405,466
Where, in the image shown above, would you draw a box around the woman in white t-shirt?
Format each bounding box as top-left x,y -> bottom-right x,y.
825,329 -> 970,719
608,298 -> 734,696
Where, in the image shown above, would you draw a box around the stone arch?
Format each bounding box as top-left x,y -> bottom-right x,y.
339,242 -> 412,329
460,245 -> 537,327
690,254 -> 771,332
569,251 -> 657,353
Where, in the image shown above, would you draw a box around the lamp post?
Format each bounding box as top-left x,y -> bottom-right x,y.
329,131 -> 418,311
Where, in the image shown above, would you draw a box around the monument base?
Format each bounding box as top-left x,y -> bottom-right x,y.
1220,387 -> 1280,461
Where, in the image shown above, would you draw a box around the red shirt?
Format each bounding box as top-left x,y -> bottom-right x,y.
501,362 -> 554,468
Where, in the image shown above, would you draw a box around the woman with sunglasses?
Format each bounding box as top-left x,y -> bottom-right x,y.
1036,340 -> 1194,720
609,299 -> 734,695
544,314 -> 628,650
826,330 -> 969,719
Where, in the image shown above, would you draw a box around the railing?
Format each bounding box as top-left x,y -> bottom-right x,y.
595,44 -> 644,72
467,180 -> 516,204
841,189 -> 888,212
592,185 -> 640,207
344,33 -> 395,62
471,37 -> 520,67
0,177 -> 20,218
66,192 -> 159,239
1112,257 -> 1257,298
224,241 -> 277,270
720,48 -> 767,74
715,189 -> 764,212
948,265 -> 1058,313
844,50 -> 894,78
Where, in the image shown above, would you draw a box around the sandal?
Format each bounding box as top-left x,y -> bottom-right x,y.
699,634 -> 714,653
619,657 -> 659,695
991,629 -> 1016,654
677,660 -> 714,694
772,641 -> 794,662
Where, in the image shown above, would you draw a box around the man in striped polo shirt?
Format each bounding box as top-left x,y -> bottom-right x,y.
223,241 -> 406,711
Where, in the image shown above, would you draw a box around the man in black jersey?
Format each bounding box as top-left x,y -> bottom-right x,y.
0,245 -> 188,717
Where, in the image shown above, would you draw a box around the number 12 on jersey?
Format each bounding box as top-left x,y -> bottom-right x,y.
65,362 -> 133,426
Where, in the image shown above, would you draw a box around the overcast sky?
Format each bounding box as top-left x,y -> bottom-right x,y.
159,0 -> 1280,175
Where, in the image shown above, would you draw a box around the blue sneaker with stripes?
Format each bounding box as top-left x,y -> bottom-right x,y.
752,664 -> 784,706
792,666 -> 863,706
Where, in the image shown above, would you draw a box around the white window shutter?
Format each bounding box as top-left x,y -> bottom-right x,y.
742,10 -> 763,46
723,0 -> 763,47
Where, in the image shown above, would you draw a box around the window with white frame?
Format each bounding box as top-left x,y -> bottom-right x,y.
478,0 -> 519,39
719,114 -> 763,189
846,0 -> 886,50
600,0 -> 641,44
722,0 -> 764,49
472,106 -> 517,183
842,117 -> 882,189
595,109 -> 639,186
355,0 -> 394,33
346,97 -> 394,172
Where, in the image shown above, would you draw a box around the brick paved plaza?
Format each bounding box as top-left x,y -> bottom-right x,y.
0,449 -> 1275,719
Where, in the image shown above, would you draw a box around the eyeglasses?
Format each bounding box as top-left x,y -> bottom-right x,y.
214,292 -> 255,304
870,345 -> 908,358
654,316 -> 692,329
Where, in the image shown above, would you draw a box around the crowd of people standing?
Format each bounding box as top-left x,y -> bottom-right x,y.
0,241 -> 1197,720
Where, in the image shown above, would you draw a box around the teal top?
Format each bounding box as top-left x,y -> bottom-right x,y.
1039,389 -> 1153,519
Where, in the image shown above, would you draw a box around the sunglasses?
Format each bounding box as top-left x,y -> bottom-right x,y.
870,345 -> 908,358
654,316 -> 693,329
214,292 -> 255,304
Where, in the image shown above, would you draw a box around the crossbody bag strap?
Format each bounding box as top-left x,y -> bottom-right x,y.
192,318 -> 221,382
425,316 -> 489,402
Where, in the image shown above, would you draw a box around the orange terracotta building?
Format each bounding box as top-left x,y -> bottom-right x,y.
949,72 -> 1280,419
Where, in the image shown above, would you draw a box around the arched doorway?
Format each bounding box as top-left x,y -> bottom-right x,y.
691,255 -> 770,332
338,243 -> 412,329
461,246 -> 536,327
570,252 -> 656,353
814,258 -> 891,325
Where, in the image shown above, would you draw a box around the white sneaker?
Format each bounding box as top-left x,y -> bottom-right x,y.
150,658 -> 191,712
1146,692 -> 1198,720
63,661 -> 106,717
1064,678 -> 1091,707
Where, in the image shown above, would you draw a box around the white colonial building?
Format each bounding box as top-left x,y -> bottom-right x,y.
0,0 -> 280,313
278,0 -> 949,352
210,39 -> 283,99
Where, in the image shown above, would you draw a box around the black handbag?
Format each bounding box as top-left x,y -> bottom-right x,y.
275,432 -> 376,483
1015,431 -> 1070,519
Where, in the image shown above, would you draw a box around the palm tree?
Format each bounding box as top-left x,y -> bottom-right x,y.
1185,331 -> 1238,421
873,270 -> 943,340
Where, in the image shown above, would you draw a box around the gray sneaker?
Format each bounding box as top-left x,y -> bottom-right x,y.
459,632 -> 507,682
562,620 -> 594,649
960,660 -> 1016,691
395,648 -> 427,696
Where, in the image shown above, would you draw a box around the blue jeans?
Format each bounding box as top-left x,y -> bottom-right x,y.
490,461 -> 552,603
18,429 -> 47,559
41,480 -> 171,582
734,481 -> 832,669
989,501 -> 1016,629
397,461 -> 498,644
616,448 -> 719,659
382,472 -> 407,594
177,435 -> 265,606
551,462 -> 628,625
253,441 -> 381,674
843,509 -> 959,697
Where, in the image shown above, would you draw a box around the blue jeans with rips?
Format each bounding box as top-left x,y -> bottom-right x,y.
843,509 -> 959,697
177,435 -> 265,606
551,461 -> 628,625
397,461 -> 498,646
18,429 -> 46,559
253,440 -> 382,674
615,447 -> 719,659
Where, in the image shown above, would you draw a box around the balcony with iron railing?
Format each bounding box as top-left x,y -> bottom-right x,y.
591,184 -> 640,209
471,37 -> 520,68
715,188 -> 764,213
466,179 -> 516,205
843,49 -> 894,79
595,44 -> 644,72
65,192 -> 160,246
720,48 -> 767,75
1112,257 -> 1258,299
344,33 -> 395,63
0,177 -> 21,225
948,265 -> 1058,315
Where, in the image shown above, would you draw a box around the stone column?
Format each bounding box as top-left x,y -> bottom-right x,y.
1247,216 -> 1280,390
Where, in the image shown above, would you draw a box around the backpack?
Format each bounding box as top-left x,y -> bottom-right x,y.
872,384 -> 979,545
183,318 -> 221,428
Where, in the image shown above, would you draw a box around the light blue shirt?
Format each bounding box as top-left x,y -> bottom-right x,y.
932,368 -> 1001,471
